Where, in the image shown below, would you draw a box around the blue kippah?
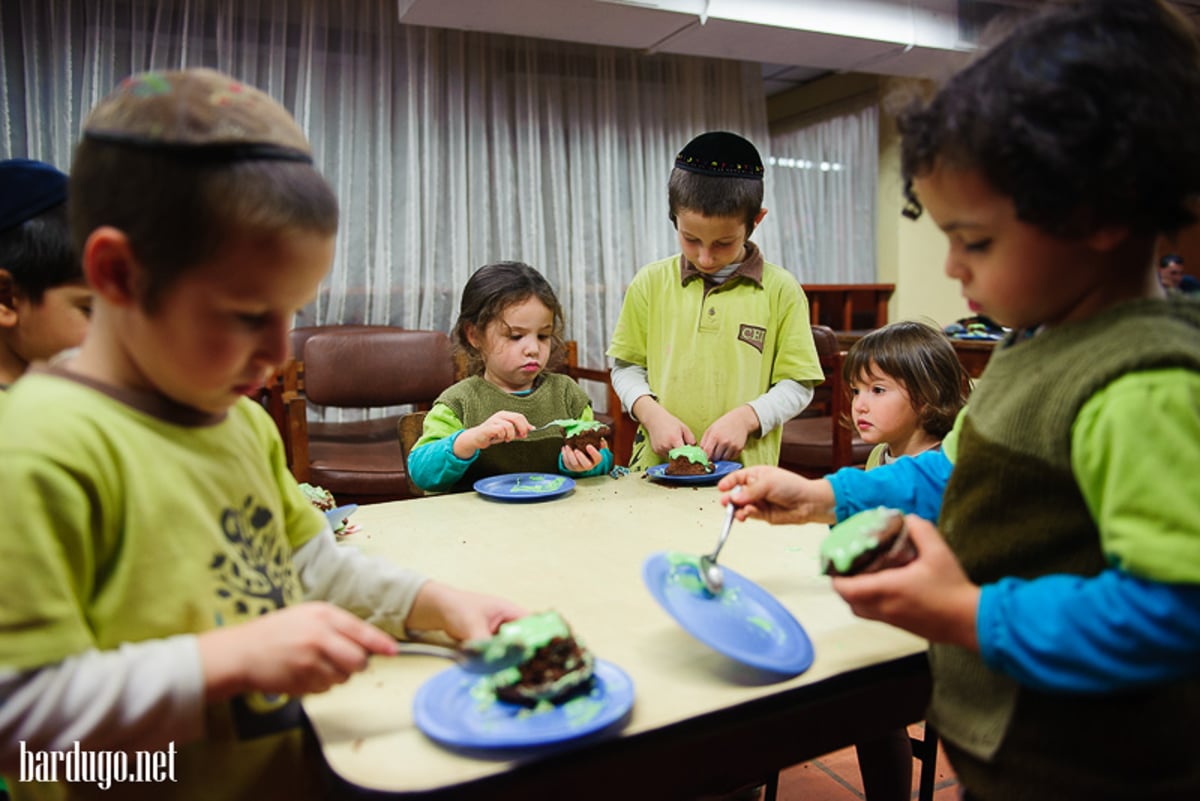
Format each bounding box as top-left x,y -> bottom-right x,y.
0,159 -> 68,234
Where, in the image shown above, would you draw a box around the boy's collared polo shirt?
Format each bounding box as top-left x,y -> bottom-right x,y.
609,242 -> 822,471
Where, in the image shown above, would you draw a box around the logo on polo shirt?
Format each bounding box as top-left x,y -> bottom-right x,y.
737,324 -> 766,353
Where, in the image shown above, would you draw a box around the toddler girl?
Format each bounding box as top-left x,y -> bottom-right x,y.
407,261 -> 613,492
844,320 -> 969,800
845,320 -> 970,469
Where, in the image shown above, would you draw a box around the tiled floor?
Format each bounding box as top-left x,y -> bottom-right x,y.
774,723 -> 959,801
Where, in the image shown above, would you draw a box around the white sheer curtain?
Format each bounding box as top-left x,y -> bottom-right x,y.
1,0 -> 776,374
768,101 -> 878,284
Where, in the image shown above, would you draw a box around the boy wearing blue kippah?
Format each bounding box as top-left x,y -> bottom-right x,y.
0,69 -> 525,800
0,159 -> 91,389
608,131 -> 823,472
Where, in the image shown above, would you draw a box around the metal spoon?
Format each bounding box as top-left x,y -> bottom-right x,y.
391,641 -> 525,674
699,502 -> 737,595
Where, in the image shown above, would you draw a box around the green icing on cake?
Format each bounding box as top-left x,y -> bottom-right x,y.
819,506 -> 899,574
665,550 -> 707,595
548,418 -> 605,437
510,474 -> 566,493
471,610 -> 595,703
479,610 -> 573,662
667,444 -> 711,465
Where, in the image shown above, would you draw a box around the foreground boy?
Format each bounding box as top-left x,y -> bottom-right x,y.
0,69 -> 524,800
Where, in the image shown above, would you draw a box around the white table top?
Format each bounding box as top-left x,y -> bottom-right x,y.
302,472 -> 927,796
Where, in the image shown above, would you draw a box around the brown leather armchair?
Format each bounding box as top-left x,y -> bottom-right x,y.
280,326 -> 458,504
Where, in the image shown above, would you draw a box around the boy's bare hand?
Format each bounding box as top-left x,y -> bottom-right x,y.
561,441 -> 606,472
718,465 -> 837,525
632,398 -> 696,458
456,411 -> 533,457
700,405 -> 759,462
199,601 -> 398,702
831,515 -> 980,650
405,581 -> 528,642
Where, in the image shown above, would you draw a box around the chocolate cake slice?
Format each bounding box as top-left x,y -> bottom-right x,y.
484,611 -> 595,706
819,507 -> 917,576
665,444 -> 714,476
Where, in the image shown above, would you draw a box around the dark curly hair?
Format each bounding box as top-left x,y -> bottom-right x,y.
896,0 -> 1200,239
452,261 -> 567,377
843,320 -> 971,441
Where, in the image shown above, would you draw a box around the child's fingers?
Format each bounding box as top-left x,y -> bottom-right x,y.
901,515 -> 944,556
329,609 -> 397,656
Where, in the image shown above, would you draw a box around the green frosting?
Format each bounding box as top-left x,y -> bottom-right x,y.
510,474 -> 566,493
667,444 -> 710,465
665,550 -> 707,594
819,506 -> 900,574
482,610 -> 573,660
471,610 -> 594,702
548,418 -> 606,437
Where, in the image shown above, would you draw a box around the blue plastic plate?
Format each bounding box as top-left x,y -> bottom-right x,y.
645,460 -> 742,486
412,659 -> 633,748
642,551 -> 814,676
473,473 -> 576,502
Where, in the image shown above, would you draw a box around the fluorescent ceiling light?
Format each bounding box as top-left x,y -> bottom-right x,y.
595,0 -> 963,50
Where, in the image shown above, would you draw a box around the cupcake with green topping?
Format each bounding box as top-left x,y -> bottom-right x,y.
665,444 -> 714,476
483,610 -> 595,706
548,418 -> 611,452
819,507 -> 916,576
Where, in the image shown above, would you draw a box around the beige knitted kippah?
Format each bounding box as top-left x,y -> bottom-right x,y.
82,68 -> 312,162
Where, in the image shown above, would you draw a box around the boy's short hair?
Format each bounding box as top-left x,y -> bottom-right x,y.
69,68 -> 339,312
843,320 -> 970,440
1160,253 -> 1184,268
896,0 -> 1200,239
668,131 -> 764,231
0,159 -> 79,302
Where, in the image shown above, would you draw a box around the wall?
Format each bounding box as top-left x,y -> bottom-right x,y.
875,80 -> 970,327
769,73 -> 970,328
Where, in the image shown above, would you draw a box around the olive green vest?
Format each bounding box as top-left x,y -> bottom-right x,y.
933,297 -> 1200,800
437,373 -> 592,490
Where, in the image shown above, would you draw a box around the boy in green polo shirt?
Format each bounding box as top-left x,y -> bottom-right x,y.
608,131 -> 823,472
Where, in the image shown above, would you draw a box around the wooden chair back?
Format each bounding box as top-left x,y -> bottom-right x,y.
778,325 -> 873,478
396,410 -> 429,498
559,340 -> 633,466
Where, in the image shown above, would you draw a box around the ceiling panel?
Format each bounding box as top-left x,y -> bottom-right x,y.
396,0 -> 972,79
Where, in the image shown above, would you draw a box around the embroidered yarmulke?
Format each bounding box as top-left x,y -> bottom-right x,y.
82,68 -> 313,163
0,159 -> 68,233
674,131 -> 764,180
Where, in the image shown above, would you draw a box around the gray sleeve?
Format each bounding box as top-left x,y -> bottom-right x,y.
611,359 -> 653,419
746,378 -> 816,434
293,526 -> 429,638
0,636 -> 205,771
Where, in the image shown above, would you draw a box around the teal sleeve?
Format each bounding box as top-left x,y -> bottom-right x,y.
978,569 -> 1200,692
407,404 -> 477,492
1071,369 -> 1200,583
559,448 -> 614,477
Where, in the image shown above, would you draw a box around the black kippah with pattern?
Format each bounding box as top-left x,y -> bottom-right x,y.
675,131 -> 764,180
